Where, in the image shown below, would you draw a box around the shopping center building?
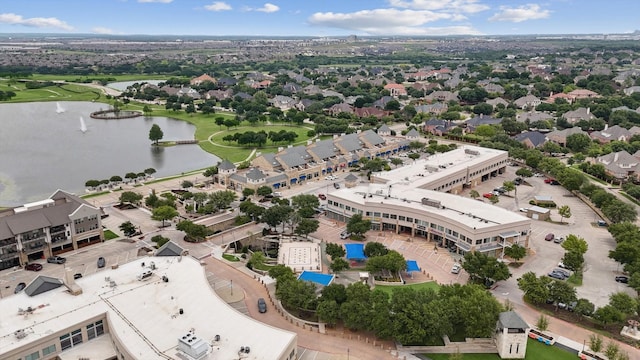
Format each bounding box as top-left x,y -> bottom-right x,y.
0,256 -> 297,360
326,146 -> 530,256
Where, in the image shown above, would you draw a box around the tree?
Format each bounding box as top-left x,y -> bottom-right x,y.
390,158 -> 404,167
593,305 -> 624,326
504,244 -> 527,263
119,191 -> 143,205
536,314 -> 549,331
407,153 -> 420,161
574,298 -> 595,318
548,280 -> 577,311
558,205 -> 572,224
589,334 -> 604,353
489,194 -> 499,204
326,243 -> 347,259
515,168 -> 533,177
330,258 -> 350,272
561,234 -> 588,255
176,220 -> 208,241
462,252 -> 511,285
474,124 -> 497,138
603,201 -> 637,223
346,214 -> 371,238
608,292 -> 637,317
181,180 -> 194,189
517,272 -> 551,304
202,166 -> 218,179
316,300 -> 340,326
469,190 -> 480,199
85,179 -> 100,188
364,242 -> 389,257
256,185 -> 273,197
604,342 -> 620,360
149,124 -> 163,145
242,188 -> 255,198
291,194 -> 320,218
151,205 -> 178,227
151,234 -> 169,248
248,251 -> 266,269
502,181 -> 515,195
262,205 -> 293,232
294,218 -> 319,238
119,221 -> 137,237
144,168 -> 156,176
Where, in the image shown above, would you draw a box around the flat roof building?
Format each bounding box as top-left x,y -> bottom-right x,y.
0,256 -> 297,360
326,183 -> 530,256
370,146 -> 509,194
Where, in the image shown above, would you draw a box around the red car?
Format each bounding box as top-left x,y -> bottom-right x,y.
544,178 -> 554,184
318,194 -> 326,200
25,263 -> 43,271
483,193 -> 494,199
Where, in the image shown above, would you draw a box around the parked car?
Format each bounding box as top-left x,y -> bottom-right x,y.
548,271 -> 566,280
519,208 -> 528,213
483,193 -> 494,199
14,282 -> 26,293
567,301 -> 578,312
257,298 -> 267,313
615,275 -> 629,283
25,263 -> 43,271
340,231 -> 351,239
597,220 -> 608,227
544,233 -> 555,241
553,236 -> 564,244
493,187 -> 506,194
451,264 -> 461,274
47,256 -> 66,264
553,268 -> 571,278
318,194 -> 326,200
534,173 -> 544,177
74,273 -> 83,280
558,261 -> 568,269
544,178 -> 554,184
333,183 -> 341,189
97,257 -> 106,268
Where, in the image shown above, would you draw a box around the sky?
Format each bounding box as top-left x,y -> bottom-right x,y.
0,0 -> 638,37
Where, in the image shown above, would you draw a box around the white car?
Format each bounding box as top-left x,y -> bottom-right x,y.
451,264 -> 461,274
519,207 -> 528,213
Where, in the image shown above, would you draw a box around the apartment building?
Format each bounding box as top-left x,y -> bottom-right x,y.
0,190 -> 104,271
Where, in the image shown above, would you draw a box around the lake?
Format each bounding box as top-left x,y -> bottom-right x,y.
0,101 -> 219,206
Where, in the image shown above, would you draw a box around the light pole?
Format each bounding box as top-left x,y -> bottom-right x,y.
347,348 -> 349,360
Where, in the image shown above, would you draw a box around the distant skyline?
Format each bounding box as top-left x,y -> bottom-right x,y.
0,1 -> 638,37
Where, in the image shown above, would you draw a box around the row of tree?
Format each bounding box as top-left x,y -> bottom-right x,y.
86,168 -> 156,188
269,264 -> 505,345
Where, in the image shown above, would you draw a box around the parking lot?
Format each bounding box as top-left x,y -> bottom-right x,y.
462,165 -> 635,307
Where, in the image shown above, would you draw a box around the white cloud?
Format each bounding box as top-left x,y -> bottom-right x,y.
0,13 -> 73,31
256,3 -> 280,13
205,1 -> 232,11
308,9 -> 479,35
388,0 -> 489,13
138,0 -> 173,3
489,4 -> 550,23
92,27 -> 115,34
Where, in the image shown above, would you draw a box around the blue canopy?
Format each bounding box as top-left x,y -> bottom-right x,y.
345,243 -> 367,260
406,260 -> 420,272
297,271 -> 334,286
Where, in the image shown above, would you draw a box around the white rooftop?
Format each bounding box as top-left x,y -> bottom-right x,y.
0,256 -> 296,359
331,184 -> 529,230
372,145 -> 507,188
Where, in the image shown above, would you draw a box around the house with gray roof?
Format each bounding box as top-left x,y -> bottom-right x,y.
424,118 -> 455,136
156,241 -> 186,257
0,190 -> 104,270
595,150 -> 640,181
562,107 -> 595,124
415,102 -> 448,115
405,129 -> 420,140
514,95 -> 541,109
516,111 -> 554,124
546,127 -> 587,147
514,131 -> 547,148
270,95 -> 297,110
486,97 -> 509,109
465,115 -> 502,132
590,125 -> 632,143
377,124 -> 392,136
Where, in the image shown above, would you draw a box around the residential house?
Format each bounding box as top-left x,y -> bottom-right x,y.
514,131 -> 547,149
415,102 -> 448,115
516,111 -> 554,124
303,85 -> 322,95
206,89 -> 233,101
270,95 -> 297,111
545,92 -> 574,104
590,125 -> 632,143
423,119 -> 454,136
177,87 -> 201,100
546,127 -> 587,147
624,86 -> 640,96
514,95 -> 541,110
562,107 -> 595,124
384,83 -> 408,97
217,77 -> 237,87
327,103 -> 353,116
425,90 -> 458,103
354,106 -> 387,119
373,96 -> 394,109
567,89 -> 600,100
465,115 -> 502,132
595,150 -> 640,181
190,74 -> 216,86
251,80 -> 272,89
295,99 -> 316,112
486,97 -> 509,109
283,83 -> 303,94
483,83 -> 505,94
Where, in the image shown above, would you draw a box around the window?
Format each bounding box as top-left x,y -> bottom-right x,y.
60,328 -> 83,351
382,213 -> 389,219
345,206 -> 351,211
42,344 -> 56,356
87,320 -> 104,340
406,217 -> 413,223
25,351 -> 40,360
398,216 -> 406,221
373,212 -> 381,217
390,214 -> 397,219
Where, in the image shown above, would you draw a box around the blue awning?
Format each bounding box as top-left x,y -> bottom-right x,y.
291,178 -> 297,184
273,183 -> 280,189
300,175 -> 306,180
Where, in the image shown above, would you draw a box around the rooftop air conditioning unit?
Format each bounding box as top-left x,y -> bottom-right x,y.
14,329 -> 27,339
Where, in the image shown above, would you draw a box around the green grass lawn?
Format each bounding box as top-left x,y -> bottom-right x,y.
373,281 -> 440,296
103,229 -> 120,240
222,253 -> 240,262
423,339 -> 577,360
0,81 -> 103,102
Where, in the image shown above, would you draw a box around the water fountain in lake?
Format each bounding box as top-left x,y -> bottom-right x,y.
79,116 -> 87,133
56,102 -> 65,114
